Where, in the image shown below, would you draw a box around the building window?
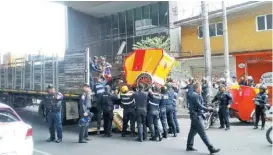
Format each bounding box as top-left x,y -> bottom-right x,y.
257,14 -> 272,31
198,22 -> 223,39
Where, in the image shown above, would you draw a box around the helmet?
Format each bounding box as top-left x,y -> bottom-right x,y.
121,85 -> 129,93
93,56 -> 98,60
161,86 -> 167,94
259,85 -> 267,91
247,76 -> 253,80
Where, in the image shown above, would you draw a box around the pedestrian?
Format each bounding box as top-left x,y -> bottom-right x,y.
90,56 -> 101,90
94,76 -> 107,134
212,84 -> 233,130
253,85 -> 268,130
201,77 -> 209,106
44,85 -> 64,143
231,75 -> 238,85
134,83 -> 148,142
166,85 -> 177,137
255,78 -> 264,88
102,85 -> 119,137
239,76 -> 247,86
147,86 -> 163,141
246,76 -> 255,87
120,85 -> 136,137
78,83 -> 93,143
186,82 -> 220,154
160,86 -> 168,138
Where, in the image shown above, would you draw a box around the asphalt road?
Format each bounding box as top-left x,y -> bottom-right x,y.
15,107 -> 272,155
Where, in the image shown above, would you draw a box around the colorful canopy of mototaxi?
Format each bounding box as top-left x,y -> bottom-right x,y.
123,49 -> 175,87
229,84 -> 272,121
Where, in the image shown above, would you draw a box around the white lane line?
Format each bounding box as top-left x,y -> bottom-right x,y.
34,148 -> 53,155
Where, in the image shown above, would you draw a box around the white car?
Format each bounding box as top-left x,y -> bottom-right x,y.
0,103 -> 33,155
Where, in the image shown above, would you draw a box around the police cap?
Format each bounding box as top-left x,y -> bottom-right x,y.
83,83 -> 90,87
47,84 -> 54,89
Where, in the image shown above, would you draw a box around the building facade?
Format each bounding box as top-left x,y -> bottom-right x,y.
64,1 -> 176,61
174,1 -> 272,83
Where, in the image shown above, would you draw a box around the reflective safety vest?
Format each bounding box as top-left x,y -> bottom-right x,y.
120,92 -> 135,109
148,92 -> 161,111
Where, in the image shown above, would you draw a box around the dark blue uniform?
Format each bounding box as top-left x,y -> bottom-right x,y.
44,92 -> 63,141
120,92 -> 136,136
159,94 -> 168,138
212,91 -> 233,129
254,92 -> 268,129
201,83 -> 209,106
78,92 -> 93,142
134,90 -> 148,141
95,81 -> 106,132
148,91 -> 162,140
187,91 -> 215,151
89,60 -> 101,90
183,84 -> 194,108
166,89 -> 177,136
101,89 -> 119,136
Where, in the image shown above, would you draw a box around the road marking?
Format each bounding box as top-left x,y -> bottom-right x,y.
34,149 -> 53,155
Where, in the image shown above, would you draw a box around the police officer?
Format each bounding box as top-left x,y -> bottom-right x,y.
166,85 -> 177,136
147,86 -> 162,141
78,83 -> 93,143
182,77 -> 195,108
186,82 -> 220,154
134,84 -> 148,142
44,85 -> 63,143
201,77 -> 209,106
102,85 -> 119,137
120,85 -> 136,137
94,76 -> 106,134
253,85 -> 268,130
212,84 -> 233,130
160,86 -> 168,138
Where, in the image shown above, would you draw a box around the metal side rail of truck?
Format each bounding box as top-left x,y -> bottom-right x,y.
0,48 -> 127,133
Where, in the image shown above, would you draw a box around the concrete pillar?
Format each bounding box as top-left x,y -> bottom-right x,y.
168,1 -> 181,54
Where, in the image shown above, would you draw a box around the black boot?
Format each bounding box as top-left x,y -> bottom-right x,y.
163,132 -> 168,138
209,148 -> 220,154
253,126 -> 258,129
46,137 -> 55,142
149,137 -> 157,141
78,140 -> 87,143
186,147 -> 197,151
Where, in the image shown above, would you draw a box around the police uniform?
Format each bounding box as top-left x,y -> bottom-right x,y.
102,86 -> 119,136
201,82 -> 209,106
254,88 -> 268,129
212,91 -> 233,129
166,89 -> 177,137
159,93 -> 168,138
78,91 -> 93,143
134,90 -> 148,141
120,91 -> 136,137
44,90 -> 63,143
147,91 -> 162,141
95,81 -> 106,133
187,91 -> 219,153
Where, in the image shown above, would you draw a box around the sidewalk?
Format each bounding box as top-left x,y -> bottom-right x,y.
177,108 -> 189,119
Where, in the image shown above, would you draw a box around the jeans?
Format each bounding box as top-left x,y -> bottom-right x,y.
47,111 -> 62,140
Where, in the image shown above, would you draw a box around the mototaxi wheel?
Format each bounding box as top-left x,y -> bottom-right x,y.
266,126 -> 272,144
204,114 -> 211,130
136,73 -> 152,91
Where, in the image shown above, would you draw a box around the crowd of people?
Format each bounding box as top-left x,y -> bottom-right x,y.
42,65 -> 269,154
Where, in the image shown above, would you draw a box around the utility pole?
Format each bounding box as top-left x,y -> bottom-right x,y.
222,1 -> 230,83
201,1 -> 213,101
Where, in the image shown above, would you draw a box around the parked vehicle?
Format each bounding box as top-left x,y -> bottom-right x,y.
204,102 -> 219,130
229,85 -> 272,123
0,103 -> 33,155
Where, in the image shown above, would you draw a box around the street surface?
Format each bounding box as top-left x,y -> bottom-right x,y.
15,107 -> 272,155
